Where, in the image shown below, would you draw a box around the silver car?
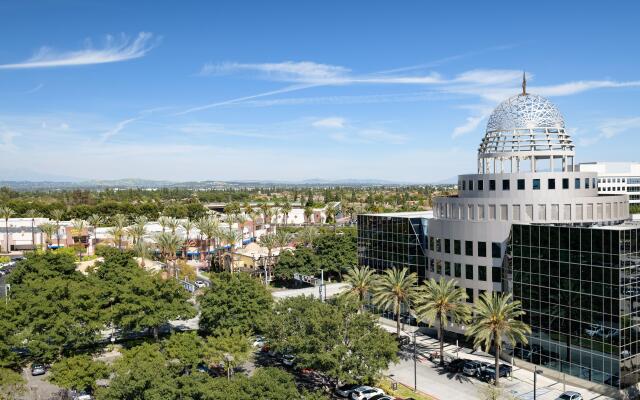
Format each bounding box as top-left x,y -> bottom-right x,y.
556,391 -> 583,400
31,363 -> 46,376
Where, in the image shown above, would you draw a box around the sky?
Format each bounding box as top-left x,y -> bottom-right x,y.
1,1 -> 640,182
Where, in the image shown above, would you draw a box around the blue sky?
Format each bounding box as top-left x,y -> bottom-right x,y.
1,1 -> 640,182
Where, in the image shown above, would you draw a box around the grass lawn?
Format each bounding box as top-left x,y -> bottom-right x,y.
378,377 -> 437,400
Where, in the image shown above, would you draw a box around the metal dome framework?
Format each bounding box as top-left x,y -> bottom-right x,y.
478,93 -> 575,174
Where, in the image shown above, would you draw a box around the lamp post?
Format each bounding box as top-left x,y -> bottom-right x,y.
413,330 -> 417,392
533,366 -> 543,400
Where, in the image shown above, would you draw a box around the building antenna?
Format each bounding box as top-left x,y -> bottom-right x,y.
522,71 -> 527,95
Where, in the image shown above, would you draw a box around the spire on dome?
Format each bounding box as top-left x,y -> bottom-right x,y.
521,71 -> 527,96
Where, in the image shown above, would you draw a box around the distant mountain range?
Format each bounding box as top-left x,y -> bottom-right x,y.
0,177 -> 453,190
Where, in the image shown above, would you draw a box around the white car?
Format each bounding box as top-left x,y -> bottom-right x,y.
556,391 -> 582,400
194,280 -> 207,288
350,386 -> 384,400
282,354 -> 295,366
252,336 -> 265,348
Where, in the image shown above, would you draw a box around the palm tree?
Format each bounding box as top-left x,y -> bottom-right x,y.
281,201 -> 292,227
372,266 -> 418,336
259,203 -> 271,226
133,240 -> 152,268
342,265 -> 376,313
466,292 -> 531,387
156,232 -> 182,278
195,217 -> 211,261
248,210 -> 260,241
167,217 -> 180,234
108,226 -> 125,250
275,230 -> 293,250
111,214 -> 128,249
295,226 -> 318,247
70,219 -> 87,260
304,205 -> 313,224
235,214 -> 247,243
126,222 -> 147,245
258,233 -> 278,284
0,206 -> 15,253
415,277 -> 472,366
50,209 -> 65,247
25,209 -> 39,250
87,214 -> 104,253
181,219 -> 195,260
158,215 -> 171,233
38,223 -> 57,251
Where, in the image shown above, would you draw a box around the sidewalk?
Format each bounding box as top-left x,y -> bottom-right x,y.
379,318 -> 614,400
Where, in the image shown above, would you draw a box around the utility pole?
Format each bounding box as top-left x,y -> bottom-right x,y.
319,269 -> 324,302
413,331 -> 417,392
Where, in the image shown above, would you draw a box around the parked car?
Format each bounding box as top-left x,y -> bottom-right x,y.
252,336 -> 265,348
462,360 -> 486,376
194,280 -> 207,288
336,384 -> 360,398
369,395 -> 394,400
478,364 -> 512,381
72,391 -> 93,400
31,363 -> 46,376
282,354 -> 295,367
350,386 -> 385,400
446,358 -> 467,372
391,333 -> 411,347
556,391 -> 583,400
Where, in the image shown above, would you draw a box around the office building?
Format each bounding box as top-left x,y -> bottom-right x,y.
578,162 -> 640,204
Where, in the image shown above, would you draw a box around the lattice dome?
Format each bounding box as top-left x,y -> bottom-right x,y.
486,93 -> 565,133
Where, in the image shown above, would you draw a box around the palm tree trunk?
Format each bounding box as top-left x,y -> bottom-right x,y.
439,314 -> 445,367
56,223 -> 60,247
4,221 -> 8,253
494,334 -> 500,386
395,302 -> 401,336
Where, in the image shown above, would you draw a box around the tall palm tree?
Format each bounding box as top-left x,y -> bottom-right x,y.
25,209 -> 39,250
70,219 -> 87,259
272,202 -> 281,227
38,223 -> 56,251
295,226 -> 318,248
181,219 -> 195,259
415,277 -> 472,366
133,240 -> 152,268
0,206 -> 15,253
372,266 -> 418,336
111,214 -> 128,249
342,265 -> 376,313
259,203 -> 271,226
195,217 -> 211,261
281,201 -> 292,226
466,292 -> 531,386
258,233 -> 278,284
156,232 -> 182,278
248,210 -> 260,241
158,215 -> 171,233
126,222 -> 147,245
166,217 -> 180,234
304,205 -> 313,225
87,214 -> 104,253
108,226 -> 125,251
50,209 -> 65,247
235,214 -> 247,243
275,230 -> 293,249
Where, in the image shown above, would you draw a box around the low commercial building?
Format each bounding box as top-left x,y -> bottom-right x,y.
578,162 -> 640,204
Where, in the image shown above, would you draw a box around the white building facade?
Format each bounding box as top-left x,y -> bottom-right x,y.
578,162 -> 640,204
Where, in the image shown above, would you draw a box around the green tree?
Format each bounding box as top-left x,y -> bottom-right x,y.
0,368 -> 26,400
48,355 -> 108,394
38,222 -> 57,251
50,208 -> 65,247
273,246 -> 318,281
204,328 -> 252,380
199,273 -> 272,335
466,292 -> 531,386
313,229 -> 356,280
162,332 -> 204,374
265,296 -> 397,387
372,266 -> 418,336
414,277 -> 471,366
341,265 -> 376,313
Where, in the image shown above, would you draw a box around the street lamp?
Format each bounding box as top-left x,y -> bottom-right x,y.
533,366 -> 543,400
413,330 -> 417,392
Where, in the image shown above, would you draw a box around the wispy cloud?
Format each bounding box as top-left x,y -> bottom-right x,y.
579,117 -> 640,146
451,107 -> 493,138
0,32 -> 158,70
312,117 -> 346,129
200,61 -> 350,83
100,117 -> 141,142
24,83 -> 44,94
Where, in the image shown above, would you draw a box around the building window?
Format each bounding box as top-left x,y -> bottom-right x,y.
502,179 -> 510,190
444,239 -> 451,254
489,205 -> 496,220
436,238 -> 442,252
576,204 -> 583,219
436,260 -> 442,275
562,178 -> 569,189
491,242 -> 501,259
585,178 -> 590,189
465,288 -> 473,303
468,205 -> 475,220
525,204 -> 533,220
533,179 -> 541,190
465,240 -> 473,256
551,204 -> 559,220
538,204 -> 547,220
517,179 -> 525,190
489,180 -> 496,191
465,264 -> 473,280
478,265 -> 487,281
454,240 -> 461,255
548,179 -> 556,189
478,180 -> 484,191
478,241 -> 487,257
445,261 -> 451,276
454,263 -> 461,278
462,181 -> 466,190
564,204 -> 571,220
492,267 -> 501,282
478,205 -> 485,220
469,180 -> 474,191
429,236 -> 434,250
513,204 -> 521,221
575,178 -> 581,189
500,204 -> 508,220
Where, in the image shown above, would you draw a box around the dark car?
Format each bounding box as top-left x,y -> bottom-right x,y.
446,358 -> 467,372
335,384 -> 360,398
478,364 -> 512,382
462,360 -> 490,376
391,333 -> 411,347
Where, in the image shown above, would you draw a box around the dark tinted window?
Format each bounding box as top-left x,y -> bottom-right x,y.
517,179 -> 525,190
575,178 -> 580,189
489,180 -> 496,191
478,241 -> 487,257
533,179 -> 540,190
454,240 -> 461,255
478,180 -> 484,191
469,180 -> 474,191
492,267 -> 501,282
502,179 -> 510,190
454,263 -> 462,278
548,179 -> 556,189
562,178 -> 569,189
465,240 -> 473,256
465,264 -> 473,280
478,265 -> 487,281
445,239 -> 450,254
465,288 -> 473,303
492,242 -> 501,259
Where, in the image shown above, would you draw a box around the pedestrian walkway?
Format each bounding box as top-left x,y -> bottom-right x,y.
379,318 -> 614,400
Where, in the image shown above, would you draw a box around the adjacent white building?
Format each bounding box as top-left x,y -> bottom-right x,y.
578,162 -> 640,204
